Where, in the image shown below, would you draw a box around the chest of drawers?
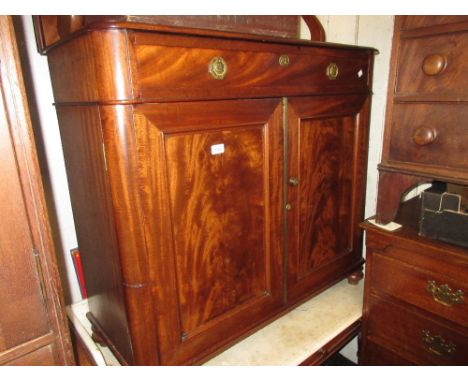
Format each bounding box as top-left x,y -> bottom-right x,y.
375,16 -> 468,224
361,15 -> 468,366
34,16 -> 375,365
360,220 -> 468,365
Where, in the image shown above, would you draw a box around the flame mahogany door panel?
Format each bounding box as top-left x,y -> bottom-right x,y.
133,98 -> 284,365
286,95 -> 369,303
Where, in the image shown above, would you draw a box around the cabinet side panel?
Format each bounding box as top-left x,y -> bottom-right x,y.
56,106 -> 134,364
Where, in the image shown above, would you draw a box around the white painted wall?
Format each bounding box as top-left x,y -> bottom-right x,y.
20,16 -> 81,303
20,15 -> 395,362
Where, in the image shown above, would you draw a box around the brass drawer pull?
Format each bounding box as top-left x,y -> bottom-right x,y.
412,127 -> 437,146
422,53 -> 447,76
279,54 -> 290,67
209,56 -> 228,80
427,280 -> 464,306
421,329 -> 456,357
326,62 -> 339,80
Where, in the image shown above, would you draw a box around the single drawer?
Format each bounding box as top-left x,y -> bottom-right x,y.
388,103 -> 468,171
395,32 -> 468,99
366,295 -> 468,365
361,339 -> 415,366
132,33 -> 370,101
400,16 -> 468,30
370,252 -> 468,327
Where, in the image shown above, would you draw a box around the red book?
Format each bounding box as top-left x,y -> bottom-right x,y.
70,248 -> 88,299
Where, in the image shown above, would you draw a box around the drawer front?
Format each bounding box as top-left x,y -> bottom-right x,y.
370,252 -> 468,327
395,32 -> 468,98
366,295 -> 468,365
389,103 -> 468,171
133,35 -> 370,101
400,16 -> 468,30
361,339 -> 415,366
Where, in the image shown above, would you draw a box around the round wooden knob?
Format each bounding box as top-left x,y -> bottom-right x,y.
422,54 -> 447,76
412,127 -> 437,146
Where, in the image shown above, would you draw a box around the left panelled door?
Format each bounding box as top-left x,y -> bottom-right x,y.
133,98 -> 284,365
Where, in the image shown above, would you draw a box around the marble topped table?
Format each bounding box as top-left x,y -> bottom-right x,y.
67,279 -> 363,366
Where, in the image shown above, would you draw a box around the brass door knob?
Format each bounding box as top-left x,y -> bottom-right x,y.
288,177 -> 300,186
285,203 -> 292,211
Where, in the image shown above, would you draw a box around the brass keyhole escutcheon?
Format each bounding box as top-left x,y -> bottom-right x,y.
209,56 -> 228,80
279,54 -> 290,67
326,62 -> 339,80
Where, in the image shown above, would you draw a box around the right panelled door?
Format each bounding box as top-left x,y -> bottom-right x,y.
286,95 -> 370,304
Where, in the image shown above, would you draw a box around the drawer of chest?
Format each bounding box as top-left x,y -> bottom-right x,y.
388,103 -> 468,172
131,35 -> 370,101
366,295 -> 468,365
361,339 -> 416,365
370,251 -> 467,327
395,31 -> 468,99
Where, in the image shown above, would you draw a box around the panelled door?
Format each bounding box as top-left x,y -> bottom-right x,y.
285,95 -> 370,303
133,98 -> 284,365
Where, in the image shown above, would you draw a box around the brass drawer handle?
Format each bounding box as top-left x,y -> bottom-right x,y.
427,280 -> 464,307
326,62 -> 339,80
422,53 -> 447,76
209,56 -> 228,80
412,127 -> 437,146
279,54 -> 290,67
421,329 -> 456,357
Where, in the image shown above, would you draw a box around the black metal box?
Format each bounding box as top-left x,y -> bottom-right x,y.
419,183 -> 468,248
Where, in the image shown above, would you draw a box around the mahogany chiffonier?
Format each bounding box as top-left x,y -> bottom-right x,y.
360,16 -> 468,365
33,16 -> 375,365
0,16 -> 74,366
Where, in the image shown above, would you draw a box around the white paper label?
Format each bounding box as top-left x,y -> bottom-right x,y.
210,144 -> 225,155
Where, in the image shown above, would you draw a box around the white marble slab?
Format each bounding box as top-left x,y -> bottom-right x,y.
204,279 -> 363,366
67,300 -> 120,366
